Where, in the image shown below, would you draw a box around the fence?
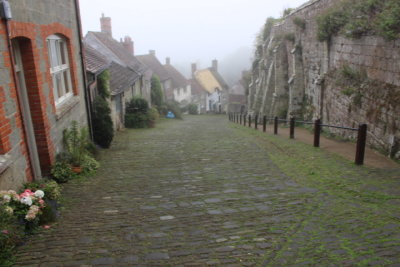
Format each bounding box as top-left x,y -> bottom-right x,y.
228,113 -> 367,165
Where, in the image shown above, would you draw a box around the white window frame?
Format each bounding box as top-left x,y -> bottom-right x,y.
47,35 -> 73,106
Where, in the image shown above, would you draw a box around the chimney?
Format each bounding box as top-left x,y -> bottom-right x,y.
122,36 -> 134,55
149,50 -> 156,56
212,59 -> 218,72
100,13 -> 112,38
166,57 -> 170,65
191,63 -> 197,78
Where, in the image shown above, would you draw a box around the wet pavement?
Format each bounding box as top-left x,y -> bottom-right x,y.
14,115 -> 400,266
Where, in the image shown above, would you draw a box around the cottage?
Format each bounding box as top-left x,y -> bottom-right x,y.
84,14 -> 151,130
136,50 -> 172,101
163,57 -> 191,106
0,0 -> 89,189
191,60 -> 229,114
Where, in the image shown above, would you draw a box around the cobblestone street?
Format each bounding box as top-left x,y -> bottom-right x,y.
14,115 -> 400,266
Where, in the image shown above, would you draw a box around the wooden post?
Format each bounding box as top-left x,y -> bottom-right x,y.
239,114 -> 242,125
274,117 -> 278,135
290,117 -> 295,139
248,115 -> 251,128
263,116 -> 267,132
314,119 -> 321,147
255,114 -> 258,130
243,114 -> 246,126
355,124 -> 367,165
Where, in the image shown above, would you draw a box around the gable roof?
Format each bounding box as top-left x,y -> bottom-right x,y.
84,31 -> 146,73
84,44 -> 109,74
194,69 -> 224,94
109,62 -> 140,96
209,68 -> 229,90
190,78 -> 204,96
163,64 -> 188,89
136,54 -> 170,82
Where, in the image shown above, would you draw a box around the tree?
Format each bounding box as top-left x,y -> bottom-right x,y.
151,75 -> 163,107
92,96 -> 114,148
91,69 -> 114,148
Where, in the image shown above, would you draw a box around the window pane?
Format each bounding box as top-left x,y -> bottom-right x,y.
52,74 -> 59,100
55,73 -> 63,99
60,41 -> 67,65
63,70 -> 71,94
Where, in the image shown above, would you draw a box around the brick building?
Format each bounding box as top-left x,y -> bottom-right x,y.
0,0 -> 89,189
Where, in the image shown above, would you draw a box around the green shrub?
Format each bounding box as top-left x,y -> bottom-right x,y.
62,121 -> 91,167
283,8 -> 294,17
125,97 -> 151,128
376,0 -> 400,40
23,180 -> 61,201
126,97 -> 149,114
317,0 -> 400,41
92,96 -> 114,148
50,161 -> 76,183
97,70 -> 110,99
284,32 -> 296,43
0,206 -> 24,266
188,104 -> 199,115
151,75 -> 163,107
165,100 -> 182,119
125,113 -> 149,128
317,7 -> 349,41
293,17 -> 306,29
81,154 -> 100,175
263,17 -> 280,41
147,107 -> 159,128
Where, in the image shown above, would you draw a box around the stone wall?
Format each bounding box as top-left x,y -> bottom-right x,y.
248,0 -> 400,157
0,0 -> 88,189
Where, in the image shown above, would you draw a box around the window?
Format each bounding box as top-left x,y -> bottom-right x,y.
47,35 -> 72,105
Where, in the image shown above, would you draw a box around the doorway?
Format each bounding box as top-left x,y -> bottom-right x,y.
12,39 -> 43,179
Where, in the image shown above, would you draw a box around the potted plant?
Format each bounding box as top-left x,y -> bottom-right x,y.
62,121 -> 90,173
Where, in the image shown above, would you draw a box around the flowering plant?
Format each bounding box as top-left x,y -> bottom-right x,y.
0,189 -> 45,223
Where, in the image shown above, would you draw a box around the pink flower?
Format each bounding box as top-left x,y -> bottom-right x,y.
20,189 -> 34,198
43,225 -> 51,229
1,230 -> 9,234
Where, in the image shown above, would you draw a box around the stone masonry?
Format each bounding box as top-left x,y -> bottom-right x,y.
247,0 -> 400,157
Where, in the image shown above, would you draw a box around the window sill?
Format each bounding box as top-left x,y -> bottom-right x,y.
0,154 -> 12,174
55,95 -> 80,121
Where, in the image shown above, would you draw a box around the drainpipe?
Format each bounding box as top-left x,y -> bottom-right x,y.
74,0 -> 94,141
1,0 -> 42,179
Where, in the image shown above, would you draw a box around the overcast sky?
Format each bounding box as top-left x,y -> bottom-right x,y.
80,0 -> 307,73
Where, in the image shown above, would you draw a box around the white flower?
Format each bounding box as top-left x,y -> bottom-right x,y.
3,195 -> 11,203
4,206 -> 13,215
20,196 -> 33,206
34,190 -> 45,198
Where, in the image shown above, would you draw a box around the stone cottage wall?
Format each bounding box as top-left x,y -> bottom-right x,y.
0,0 -> 88,189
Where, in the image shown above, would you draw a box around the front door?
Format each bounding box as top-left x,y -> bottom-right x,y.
12,40 -> 42,179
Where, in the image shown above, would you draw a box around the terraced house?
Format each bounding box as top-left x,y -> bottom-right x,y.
85,14 -> 151,130
0,0 -> 89,189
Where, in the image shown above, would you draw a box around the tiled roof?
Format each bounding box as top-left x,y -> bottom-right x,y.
136,54 -> 170,81
84,32 -> 147,73
109,62 -> 140,96
164,64 -> 188,89
84,44 -> 109,74
190,78 -> 205,96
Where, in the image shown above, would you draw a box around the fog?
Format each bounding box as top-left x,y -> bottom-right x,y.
80,0 -> 307,84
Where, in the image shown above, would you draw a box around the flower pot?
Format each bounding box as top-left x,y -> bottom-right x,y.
71,166 -> 82,173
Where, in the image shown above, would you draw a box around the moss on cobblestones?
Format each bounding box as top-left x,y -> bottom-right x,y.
233,123 -> 400,266
11,116 -> 400,266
